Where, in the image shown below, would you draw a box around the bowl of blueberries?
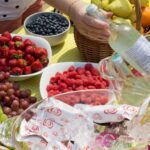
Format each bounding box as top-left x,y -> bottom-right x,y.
24,12 -> 70,46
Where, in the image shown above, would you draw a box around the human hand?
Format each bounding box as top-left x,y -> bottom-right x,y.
69,1 -> 112,41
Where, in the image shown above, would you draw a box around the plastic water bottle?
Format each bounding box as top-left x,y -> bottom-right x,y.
86,4 -> 150,75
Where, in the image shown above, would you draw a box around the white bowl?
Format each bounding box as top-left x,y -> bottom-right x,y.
40,62 -> 98,99
10,34 -> 52,81
24,12 -> 70,46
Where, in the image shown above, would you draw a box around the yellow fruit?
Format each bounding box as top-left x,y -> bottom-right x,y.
128,6 -> 136,23
91,0 -> 100,6
101,0 -> 110,11
108,0 -> 133,18
112,16 -> 132,25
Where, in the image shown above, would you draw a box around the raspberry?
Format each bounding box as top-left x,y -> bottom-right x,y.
46,84 -> 53,91
75,79 -> 83,86
95,82 -> 102,88
68,65 -> 75,72
83,97 -> 92,104
75,86 -> 84,91
50,77 -> 57,83
59,83 -> 67,89
88,85 -> 96,89
68,71 -> 77,78
76,67 -> 85,74
91,68 -> 99,76
85,64 -> 93,70
100,96 -> 108,105
85,71 -> 91,76
75,74 -> 82,79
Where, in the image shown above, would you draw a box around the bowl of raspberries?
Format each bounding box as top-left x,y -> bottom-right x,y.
40,62 -> 110,99
24,12 -> 70,46
0,32 -> 52,81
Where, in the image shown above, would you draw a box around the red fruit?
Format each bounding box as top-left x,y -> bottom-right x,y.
24,66 -> 32,74
25,45 -> 35,55
68,71 -> 77,78
8,41 -> 15,49
59,83 -> 67,89
74,79 -> 83,86
95,82 -> 102,88
0,45 -> 9,57
100,96 -> 108,105
24,39 -> 33,47
17,59 -> 27,68
15,41 -> 24,50
11,67 -> 23,75
25,54 -> 35,65
8,59 -> 17,67
91,68 -> 99,76
31,60 -> 43,72
68,65 -> 75,72
0,36 -> 9,44
12,36 -> 22,42
8,49 -> 17,58
88,85 -> 96,89
34,47 -> 48,58
0,58 -> 6,66
2,31 -> 12,40
131,68 -> 142,77
10,50 -> 24,59
85,64 -> 94,70
40,56 -> 49,66
76,67 -> 85,74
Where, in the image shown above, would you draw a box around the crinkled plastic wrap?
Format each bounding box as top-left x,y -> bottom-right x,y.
13,97 -> 141,150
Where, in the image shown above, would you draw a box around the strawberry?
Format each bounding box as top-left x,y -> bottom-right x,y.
40,56 -> 49,66
12,36 -> 22,42
0,66 -> 8,72
11,67 -> 23,75
8,49 -> 17,58
24,39 -> 33,47
24,66 -> 32,74
0,58 -> 7,66
8,59 -> 17,67
34,47 -> 48,58
0,36 -> 9,44
25,54 -> 35,65
15,41 -> 24,50
17,59 -> 27,68
2,31 -> 12,40
9,50 -> 24,59
0,45 -> 9,57
31,60 -> 43,72
25,45 -> 35,55
8,41 -> 15,49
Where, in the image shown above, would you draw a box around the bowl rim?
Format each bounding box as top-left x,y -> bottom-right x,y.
9,33 -> 52,78
24,12 -> 71,38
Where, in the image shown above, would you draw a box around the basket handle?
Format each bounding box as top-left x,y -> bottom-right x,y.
134,0 -> 142,32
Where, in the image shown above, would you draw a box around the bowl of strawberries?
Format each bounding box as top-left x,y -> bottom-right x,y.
0,32 -> 52,81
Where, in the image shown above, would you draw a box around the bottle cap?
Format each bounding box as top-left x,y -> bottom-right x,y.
86,4 -> 98,15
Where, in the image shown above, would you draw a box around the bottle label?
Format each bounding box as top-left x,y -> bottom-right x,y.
126,35 -> 150,74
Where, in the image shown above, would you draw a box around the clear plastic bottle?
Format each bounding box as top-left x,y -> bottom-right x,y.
86,4 -> 150,75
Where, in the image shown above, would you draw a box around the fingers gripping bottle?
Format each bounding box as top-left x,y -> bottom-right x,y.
86,4 -> 150,75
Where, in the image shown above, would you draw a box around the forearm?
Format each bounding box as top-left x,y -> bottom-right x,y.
44,0 -> 83,15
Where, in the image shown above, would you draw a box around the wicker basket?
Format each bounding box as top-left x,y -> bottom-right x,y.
74,0 -> 142,62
